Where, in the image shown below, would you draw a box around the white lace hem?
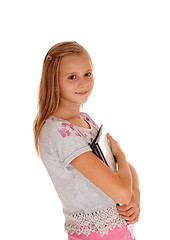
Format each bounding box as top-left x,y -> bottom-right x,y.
63,205 -> 135,238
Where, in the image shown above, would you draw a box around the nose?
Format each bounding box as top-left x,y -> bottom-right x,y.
78,77 -> 88,88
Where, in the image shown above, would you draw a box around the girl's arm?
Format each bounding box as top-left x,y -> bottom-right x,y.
116,162 -> 140,224
128,162 -> 140,201
70,134 -> 132,205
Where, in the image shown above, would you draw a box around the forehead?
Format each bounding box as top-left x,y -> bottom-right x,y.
60,54 -> 92,74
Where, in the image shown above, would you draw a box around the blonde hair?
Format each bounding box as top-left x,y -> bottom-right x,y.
33,41 -> 92,155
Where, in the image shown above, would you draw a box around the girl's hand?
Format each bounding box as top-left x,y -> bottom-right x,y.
106,133 -> 124,159
116,190 -> 140,224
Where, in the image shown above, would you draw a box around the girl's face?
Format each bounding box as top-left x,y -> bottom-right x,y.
58,54 -> 94,107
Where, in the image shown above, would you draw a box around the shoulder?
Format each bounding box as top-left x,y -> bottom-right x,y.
40,116 -> 81,141
39,116 -> 92,166
39,116 -> 83,158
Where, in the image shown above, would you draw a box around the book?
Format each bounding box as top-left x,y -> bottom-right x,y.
90,125 -> 118,172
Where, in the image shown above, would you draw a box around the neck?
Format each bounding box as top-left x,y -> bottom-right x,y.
53,101 -> 82,119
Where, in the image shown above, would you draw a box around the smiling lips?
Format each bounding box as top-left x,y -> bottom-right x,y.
75,91 -> 88,95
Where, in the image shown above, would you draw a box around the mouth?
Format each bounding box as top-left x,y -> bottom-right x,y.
75,91 -> 88,95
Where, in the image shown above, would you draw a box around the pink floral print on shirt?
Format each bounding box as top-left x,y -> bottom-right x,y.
58,128 -> 71,138
57,122 -> 80,138
51,114 -> 98,139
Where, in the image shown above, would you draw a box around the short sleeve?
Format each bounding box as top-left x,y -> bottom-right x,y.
58,135 -> 92,169
39,119 -> 92,171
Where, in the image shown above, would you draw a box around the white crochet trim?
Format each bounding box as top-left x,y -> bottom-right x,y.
63,205 -> 135,238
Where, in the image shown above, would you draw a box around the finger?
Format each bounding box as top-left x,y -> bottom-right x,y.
116,203 -> 134,212
117,209 -> 131,216
117,207 -> 133,215
123,208 -> 140,222
106,134 -> 121,146
119,212 -> 136,222
122,204 -> 140,218
122,207 -> 135,217
106,133 -> 113,140
127,216 -> 139,224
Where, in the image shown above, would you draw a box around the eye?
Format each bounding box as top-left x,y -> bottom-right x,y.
68,75 -> 76,80
85,72 -> 92,77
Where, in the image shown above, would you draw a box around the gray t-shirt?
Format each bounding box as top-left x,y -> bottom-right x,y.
39,112 -> 126,237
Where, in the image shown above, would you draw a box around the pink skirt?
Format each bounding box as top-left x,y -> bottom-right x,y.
68,224 -> 135,240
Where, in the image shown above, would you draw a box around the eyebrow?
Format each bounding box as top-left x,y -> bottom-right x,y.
64,69 -> 93,76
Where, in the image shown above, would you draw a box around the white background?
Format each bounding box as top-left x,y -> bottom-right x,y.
1,0 -> 170,239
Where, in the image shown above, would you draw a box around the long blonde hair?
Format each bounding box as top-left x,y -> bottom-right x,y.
33,41 -> 92,155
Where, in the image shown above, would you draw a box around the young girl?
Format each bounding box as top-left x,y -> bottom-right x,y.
33,41 -> 140,239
